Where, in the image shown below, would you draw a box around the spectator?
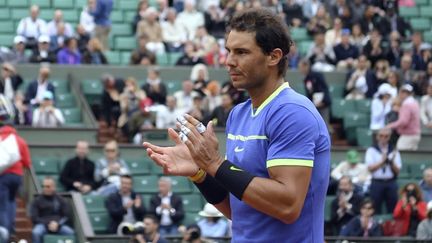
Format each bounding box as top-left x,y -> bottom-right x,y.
330,176 -> 364,235
16,5 -> 48,49
385,97 -> 402,147
150,177 -> 184,236
349,0 -> 366,24
374,60 -> 391,85
370,83 -> 393,130
359,6 -> 380,35
101,74 -> 121,127
118,77 -> 147,135
105,175 -> 145,234
188,95 -> 207,121
204,41 -> 227,68
50,22 -> 69,53
386,31 -> 402,67
299,59 -> 331,125
306,6 -> 331,36
30,177 -> 75,243
365,128 -> 401,214
47,10 -> 74,37
416,201 -> 432,240
420,83 -> 432,129
133,215 -> 168,243
363,29 -> 387,68
197,203 -> 229,238
179,224 -> 209,243
76,25 -> 91,53
13,92 -> 32,126
420,168 -> 432,203
398,55 -> 420,93
190,63 -> 209,96
331,150 -> 371,191
340,198 -> 382,237
90,0 -> 113,50
386,71 -> 400,98
0,115 -> 31,236
131,0 -> 149,35
32,90 -> 65,127
204,93 -> 233,128
302,0 -> 322,20
173,80 -> 199,112
192,26 -> 217,58
416,44 -> 432,72
161,8 -> 187,53
141,67 -> 167,105
204,3 -> 227,39
156,96 -> 183,129
129,98 -> 156,143
0,63 -> 23,101
380,4 -> 411,39
57,37 -> 82,65
345,55 -> 377,99
82,38 -> 108,64
60,140 -> 97,193
25,65 -> 55,107
386,84 -> 421,151
325,17 -> 343,47
10,36 -> 29,64
130,35 -> 157,65
282,0 -> 304,27
175,42 -> 205,66
393,183 -> 428,237
136,7 -> 165,55
94,140 -> 129,196
350,24 -> 366,54
202,80 -> 222,113
80,0 -> 96,34
306,32 -> 336,73
176,0 -> 205,40
29,35 -> 57,64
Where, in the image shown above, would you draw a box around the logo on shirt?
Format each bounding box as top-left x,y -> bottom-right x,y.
234,146 -> 244,153
230,166 -> 243,171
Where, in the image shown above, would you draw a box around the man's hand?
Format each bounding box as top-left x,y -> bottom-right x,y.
73,181 -> 82,189
48,221 -> 59,232
134,196 -> 142,208
124,200 -> 134,210
80,184 -> 92,194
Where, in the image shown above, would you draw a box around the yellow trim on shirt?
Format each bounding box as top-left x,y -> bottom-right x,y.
227,134 -> 268,141
267,159 -> 314,168
251,82 -> 290,117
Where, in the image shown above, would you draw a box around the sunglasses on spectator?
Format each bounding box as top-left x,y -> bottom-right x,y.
105,148 -> 116,152
42,184 -> 51,188
378,134 -> 390,138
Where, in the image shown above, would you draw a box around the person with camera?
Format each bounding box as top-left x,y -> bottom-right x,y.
179,224 -> 212,243
417,201 -> 432,240
31,90 -> 65,128
132,215 -> 168,243
365,128 -> 402,214
393,183 -> 427,237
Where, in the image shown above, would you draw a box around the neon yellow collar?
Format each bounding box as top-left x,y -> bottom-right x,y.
251,82 -> 290,117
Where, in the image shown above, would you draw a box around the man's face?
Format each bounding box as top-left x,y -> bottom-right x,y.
39,67 -> 50,80
30,6 -> 39,19
158,180 -> 171,196
376,130 -> 390,144
357,56 -> 367,70
143,218 -> 158,235
424,169 -> 432,185
225,30 -> 270,91
182,81 -> 193,93
120,177 -> 132,194
360,203 -> 374,217
401,57 -> 412,70
54,10 -> 63,22
39,42 -> 50,51
42,179 -> 56,196
338,178 -> 352,194
166,96 -> 176,109
76,141 -> 89,159
221,94 -> 232,108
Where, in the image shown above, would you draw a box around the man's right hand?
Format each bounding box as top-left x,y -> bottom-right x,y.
73,181 -> 82,189
124,200 -> 134,210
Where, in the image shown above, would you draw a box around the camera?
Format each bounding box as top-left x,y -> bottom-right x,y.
189,229 -> 200,241
117,222 -> 145,236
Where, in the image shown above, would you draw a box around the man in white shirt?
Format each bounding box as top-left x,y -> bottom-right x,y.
331,150 -> 371,192
31,90 -> 65,128
16,5 -> 48,49
173,80 -> 199,112
365,128 -> 402,214
47,10 -> 74,37
156,96 -> 183,129
161,8 -> 187,52
420,83 -> 432,129
25,65 -> 55,107
176,0 -> 205,40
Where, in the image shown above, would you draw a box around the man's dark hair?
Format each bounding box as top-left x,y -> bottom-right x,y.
144,214 -> 159,225
360,198 -> 374,208
227,8 -> 293,77
121,174 -> 132,180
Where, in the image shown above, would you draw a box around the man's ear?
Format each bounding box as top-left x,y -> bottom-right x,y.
268,48 -> 283,67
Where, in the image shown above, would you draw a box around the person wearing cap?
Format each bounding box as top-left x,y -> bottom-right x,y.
420,167 -> 432,203
420,81 -> 432,129
0,63 -> 23,101
10,36 -> 29,64
89,0 -> 113,50
16,5 -> 48,49
57,37 -> 82,65
25,66 -> 55,107
197,203 -> 229,238
29,35 -> 57,63
331,150 -> 371,192
370,83 -> 394,130
333,28 -> 359,70
417,201 -> 432,240
386,84 -> 421,151
31,90 -> 65,128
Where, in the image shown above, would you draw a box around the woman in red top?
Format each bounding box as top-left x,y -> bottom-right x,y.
393,183 -> 428,236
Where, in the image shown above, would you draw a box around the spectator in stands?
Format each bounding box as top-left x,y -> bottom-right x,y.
82,38 -> 108,65
0,63 -> 23,101
174,80 -> 199,112
129,98 -> 156,143
47,10 -> 74,38
350,24 -> 366,54
10,36 -> 29,64
393,183 -> 428,237
386,84 -> 421,151
340,198 -> 382,237
13,91 -> 32,126
331,150 -> 371,192
90,0 -> 113,50
365,128 -> 401,214
137,7 -> 165,55
188,95 -> 208,122
130,35 -> 157,65
416,44 -> 432,72
330,176 -> 363,235
302,0 -> 322,20
176,41 -> 205,66
349,0 -> 366,24
29,35 -> 57,64
30,177 -> 75,243
387,31 -> 402,67
150,177 -> 184,236
363,29 -> 387,68
420,168 -> 432,203
25,65 -> 55,107
325,17 -> 343,47
131,0 -> 149,35
345,55 -> 377,99
306,31 -> 336,73
299,59 -> 331,125
142,67 -> 167,105
32,90 -> 65,128
385,97 -> 402,147
410,32 -> 424,58
370,83 -> 393,130
374,60 -> 391,85
421,83 -> 432,129
204,41 -> 227,68
57,37 -> 82,65
106,174 -> 145,234
176,0 -> 205,40
0,115 -> 31,237
386,71 -> 400,98
419,62 -> 432,96
156,96 -> 182,129
101,74 -> 121,127
80,0 -> 96,35
359,6 -> 380,35
161,8 -> 187,53
202,80 -> 222,113
306,6 -> 331,36
94,140 -> 130,196
204,3 -> 227,39
398,54 -> 420,94
134,215 -> 168,243
60,140 -> 97,193
16,5 -> 48,49
118,77 -> 147,135
282,0 -> 304,27
417,201 -> 432,240
203,93 -> 233,128
76,25 -> 91,54
197,203 -> 229,238
190,63 -> 209,96
380,4 -> 411,39
193,26 -> 217,58
49,22 -> 69,53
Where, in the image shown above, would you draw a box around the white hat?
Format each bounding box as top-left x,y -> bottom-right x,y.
401,84 -> 413,93
198,203 -> 223,217
38,35 -> 50,43
14,36 -> 26,44
376,83 -> 392,97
